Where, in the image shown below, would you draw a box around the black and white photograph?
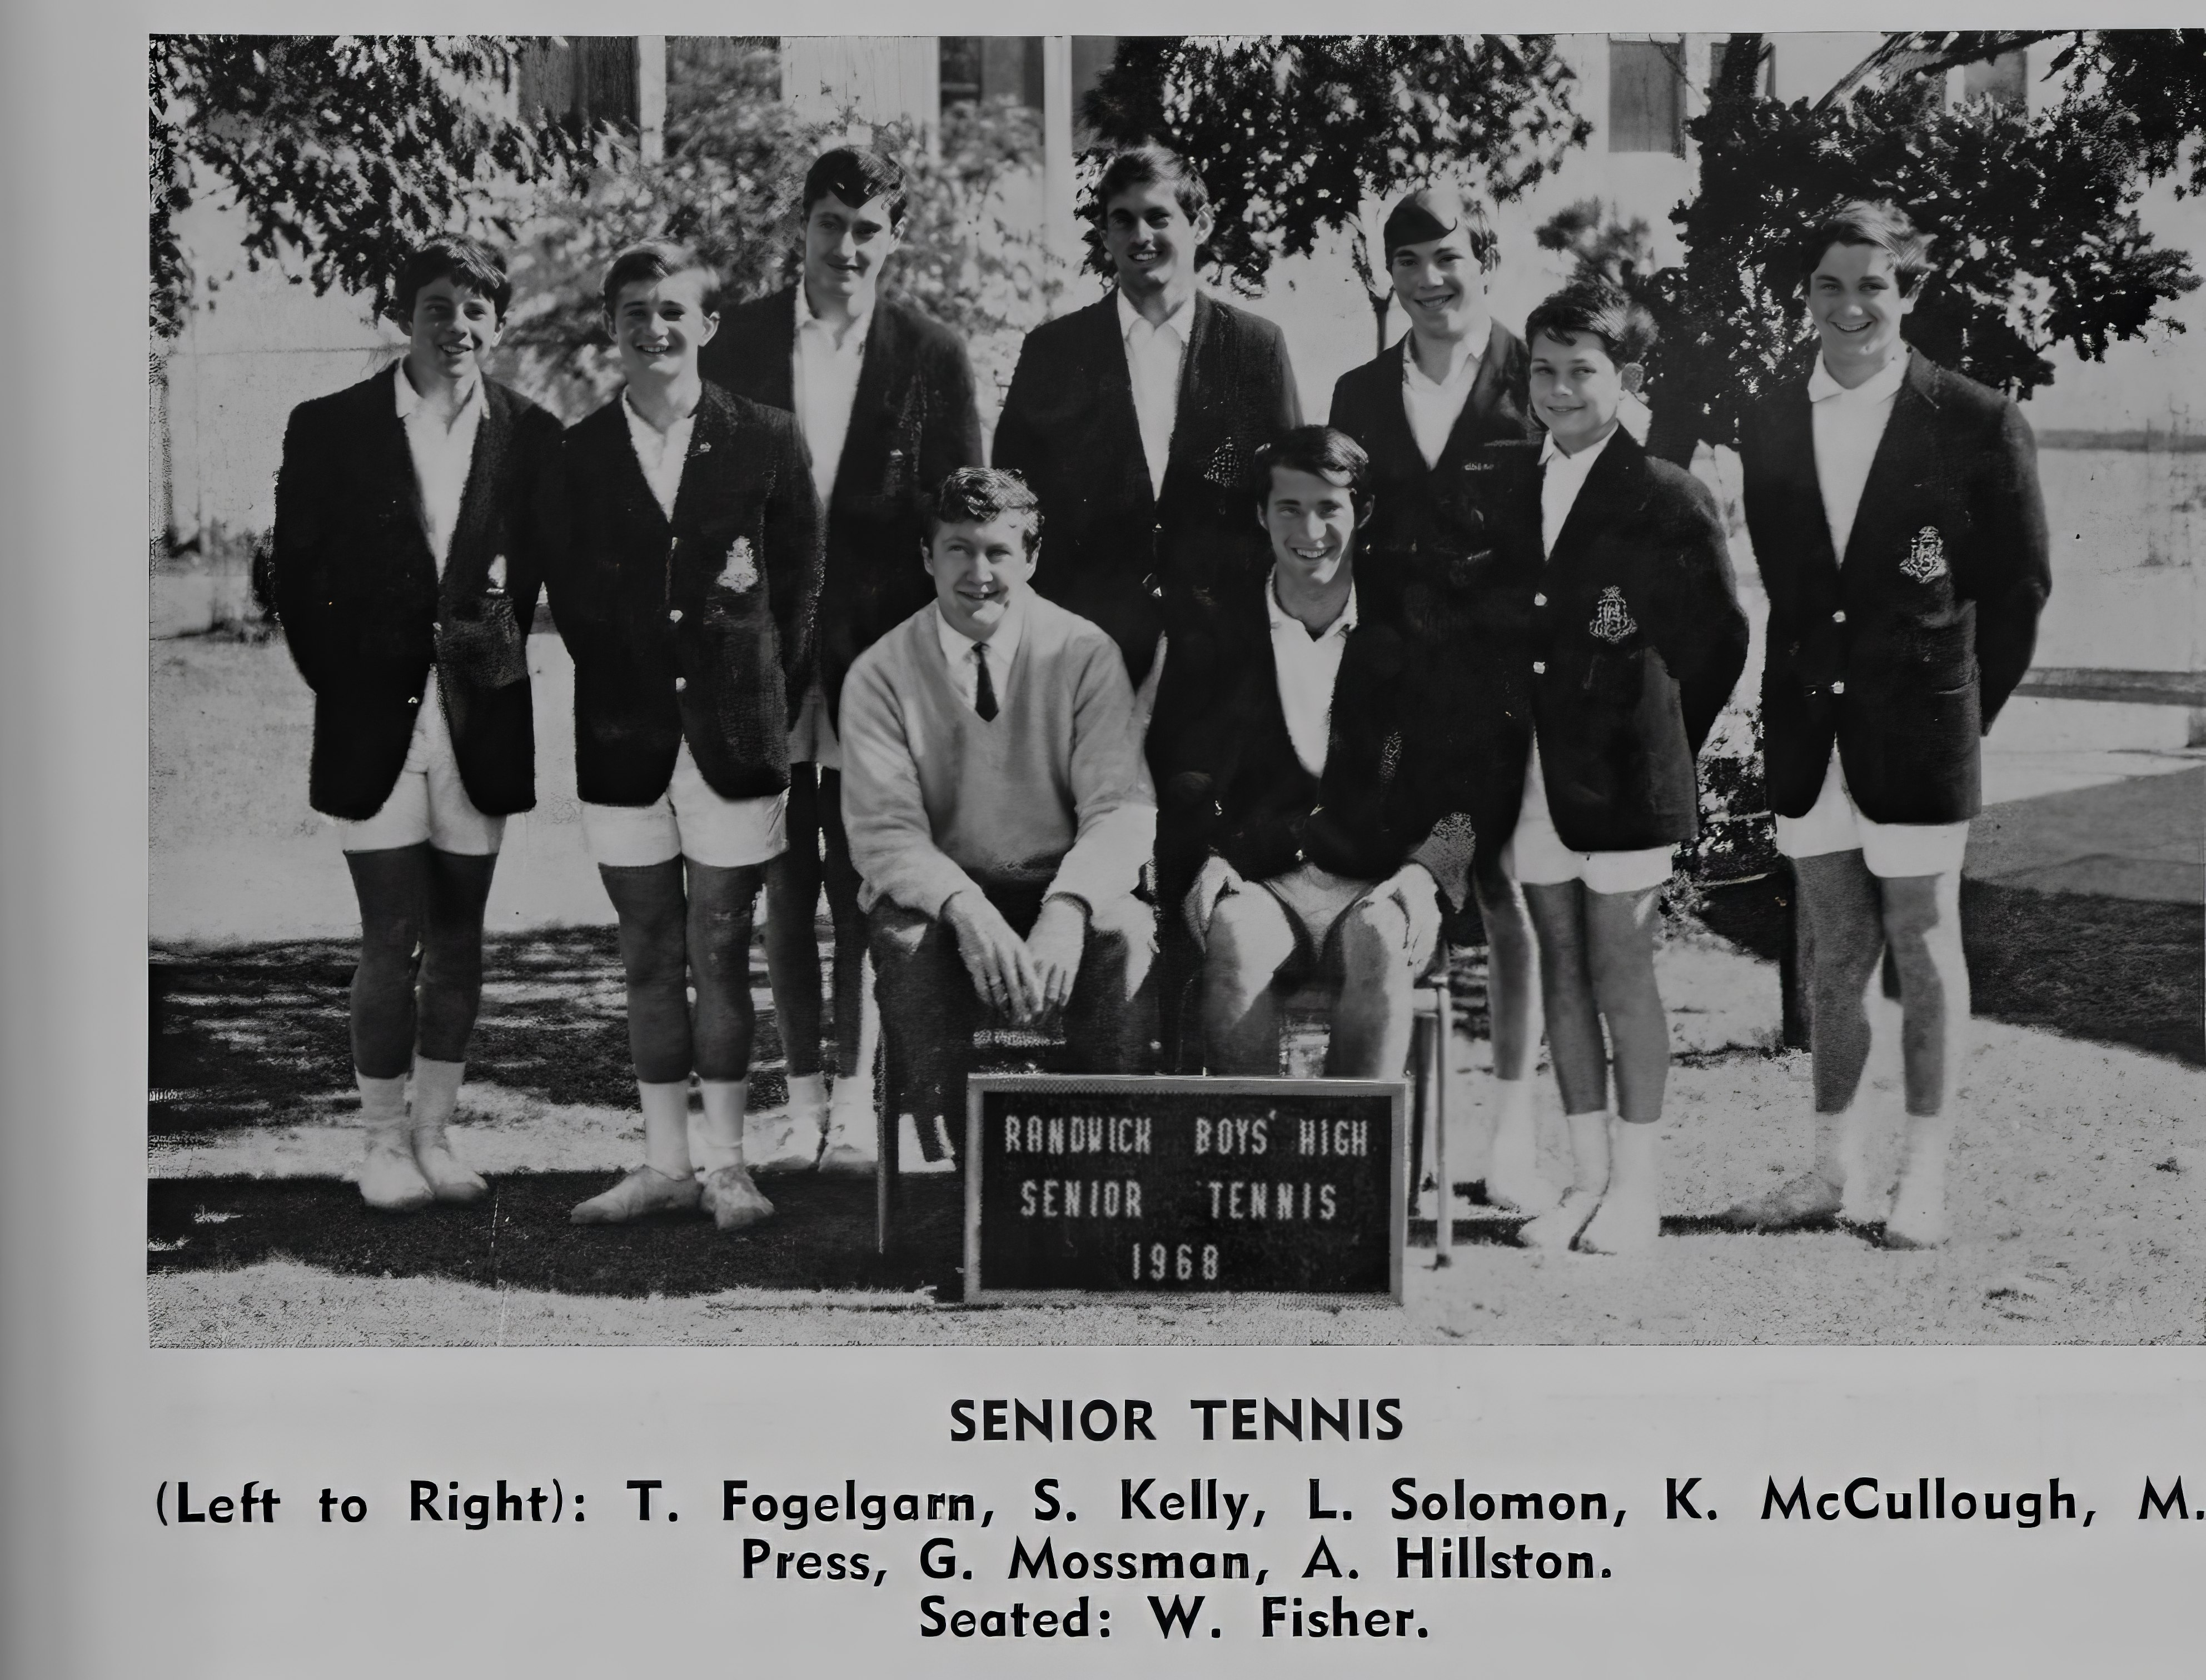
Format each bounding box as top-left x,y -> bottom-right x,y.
140,29 -> 2204,1349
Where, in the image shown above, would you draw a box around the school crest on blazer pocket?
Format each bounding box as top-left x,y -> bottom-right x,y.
1380,731 -> 1403,785
1203,439 -> 1243,490
1588,586 -> 1639,644
716,537 -> 759,591
1901,525 -> 1950,583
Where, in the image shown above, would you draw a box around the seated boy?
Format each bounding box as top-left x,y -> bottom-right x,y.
1496,284 -> 1746,1254
1150,426 -> 1477,1079
547,241 -> 822,1230
839,468 -> 1158,1144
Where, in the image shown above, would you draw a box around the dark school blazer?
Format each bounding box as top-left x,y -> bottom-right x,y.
1741,350 -> 2050,824
993,289 -> 1302,687
549,382 -> 823,807
273,363 -> 562,821
1329,322 -> 1542,851
1486,428 -> 1749,853
1147,573 -> 1477,916
700,287 -> 984,724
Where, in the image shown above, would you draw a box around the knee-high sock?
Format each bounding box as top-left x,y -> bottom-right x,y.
1565,1108 -> 1612,1197
640,1079 -> 694,1180
411,1056 -> 466,1143
357,1070 -> 410,1147
696,1079 -> 748,1173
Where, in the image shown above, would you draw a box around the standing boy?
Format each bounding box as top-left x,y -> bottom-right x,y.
839,469 -> 1158,1146
701,148 -> 985,1174
1493,285 -> 1746,1253
993,142 -> 1301,696
1151,427 -> 1477,1079
1723,202 -> 2049,1248
275,237 -> 562,1210
1327,183 -> 1547,1213
548,241 -> 823,1230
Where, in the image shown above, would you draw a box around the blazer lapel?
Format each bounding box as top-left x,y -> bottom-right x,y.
1432,321 -> 1521,472
1544,428 -> 1642,576
1840,350 -> 1936,570
754,287 -> 799,411
604,393 -> 674,542
1771,382 -> 1840,582
440,381 -> 513,604
1084,292 -> 1152,509
370,365 -> 437,584
838,296 -> 907,505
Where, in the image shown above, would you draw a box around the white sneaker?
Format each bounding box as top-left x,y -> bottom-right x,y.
358,1138 -> 435,1213
700,1164 -> 775,1232
818,1079 -> 880,1177
1517,1186 -> 1600,1252
745,1110 -> 825,1175
412,1130 -> 488,1204
569,1166 -> 701,1225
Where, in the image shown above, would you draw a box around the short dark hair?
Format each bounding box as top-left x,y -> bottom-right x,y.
1382,185 -> 1499,273
803,147 -> 908,231
1525,281 -> 1656,366
1095,142 -> 1209,224
392,237 -> 511,324
1252,426 -> 1372,511
1802,200 -> 1933,296
600,239 -> 718,317
927,467 -> 1043,557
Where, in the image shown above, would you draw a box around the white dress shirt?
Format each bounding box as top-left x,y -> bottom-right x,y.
1400,333 -> 1483,470
1117,288 -> 1192,500
793,286 -> 870,511
1266,574 -> 1358,777
934,593 -> 1028,716
622,392 -> 698,521
394,365 -> 485,576
1809,350 -> 1908,563
1540,426 -> 1618,558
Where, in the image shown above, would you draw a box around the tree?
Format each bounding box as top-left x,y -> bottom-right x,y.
1083,36 -> 1591,354
1638,32 -> 2202,465
1535,198 -> 1658,290
500,49 -> 1052,419
150,36 -> 592,341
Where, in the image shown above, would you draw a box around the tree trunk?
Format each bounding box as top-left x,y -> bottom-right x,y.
1370,291 -> 1392,359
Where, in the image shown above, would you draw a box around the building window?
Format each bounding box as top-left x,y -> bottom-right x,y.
1961,48 -> 2028,111
939,37 -> 1043,112
1608,36 -> 1685,156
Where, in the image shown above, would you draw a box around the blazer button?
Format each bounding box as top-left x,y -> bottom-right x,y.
432,620 -> 442,635
407,695 -> 420,706
669,608 -> 683,623
1532,660 -> 1547,675
1533,592 -> 1547,607
1830,680 -> 1846,695
675,677 -> 688,693
1832,609 -> 1847,624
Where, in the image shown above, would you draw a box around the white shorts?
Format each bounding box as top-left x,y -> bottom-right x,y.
786,681 -> 842,771
581,739 -> 789,869
1502,744 -> 1674,895
1774,751 -> 1970,879
335,688 -> 504,856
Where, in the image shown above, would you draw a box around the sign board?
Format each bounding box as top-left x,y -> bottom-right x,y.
963,1075 -> 1406,1305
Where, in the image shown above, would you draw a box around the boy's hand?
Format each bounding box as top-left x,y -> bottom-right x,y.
1379,864 -> 1443,964
1025,897 -> 1089,1013
1183,855 -> 1244,950
944,891 -> 1044,1023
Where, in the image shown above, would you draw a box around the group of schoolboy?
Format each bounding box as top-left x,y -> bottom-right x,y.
276,139 -> 2045,1257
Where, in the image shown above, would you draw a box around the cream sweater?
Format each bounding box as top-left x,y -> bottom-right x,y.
840,595 -> 1156,918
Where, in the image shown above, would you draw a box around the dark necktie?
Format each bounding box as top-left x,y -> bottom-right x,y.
973,641 -> 999,722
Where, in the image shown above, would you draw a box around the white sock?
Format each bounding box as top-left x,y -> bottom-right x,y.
1895,1109 -> 1954,1202
1606,1115 -> 1660,1203
1565,1109 -> 1612,1198
357,1071 -> 410,1147
785,1072 -> 829,1129
1811,1104 -> 1870,1193
640,1079 -> 695,1180
695,1079 -> 748,1173
411,1056 -> 465,1140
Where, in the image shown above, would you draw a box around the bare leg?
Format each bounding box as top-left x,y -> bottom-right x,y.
1523,882 -> 1606,1116
599,860 -> 693,1083
1470,853 -> 1552,1210
1582,884 -> 1666,1125
761,765 -> 824,1078
1327,894 -> 1420,1079
1879,869 -> 1968,1247
1198,889 -> 1299,1076
343,844 -> 433,1208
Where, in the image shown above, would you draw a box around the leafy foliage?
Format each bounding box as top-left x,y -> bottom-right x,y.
150,36 -> 590,341
1535,198 -> 1659,290
1082,36 -> 1590,350
1639,64 -> 2200,462
502,51 -> 1051,420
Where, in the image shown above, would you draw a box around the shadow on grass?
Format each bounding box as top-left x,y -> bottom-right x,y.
150,928 -> 794,1138
1695,876 -> 2204,1067
148,1171 -> 966,1299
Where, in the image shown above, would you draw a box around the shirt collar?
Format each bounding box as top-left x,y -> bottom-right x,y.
798,282 -> 873,348
1266,571 -> 1358,640
1400,332 -> 1482,393
622,388 -> 700,439
934,589 -> 1028,667
1118,287 -> 1194,345
1809,347 -> 1910,405
1540,424 -> 1618,473
394,361 -> 481,422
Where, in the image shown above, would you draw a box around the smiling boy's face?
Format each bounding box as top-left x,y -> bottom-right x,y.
804,191 -> 899,315
1807,240 -> 1914,385
1388,228 -> 1490,346
400,277 -> 504,388
925,512 -> 1037,641
1261,465 -> 1361,591
1102,180 -> 1212,303
1528,329 -> 1640,455
608,267 -> 717,386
